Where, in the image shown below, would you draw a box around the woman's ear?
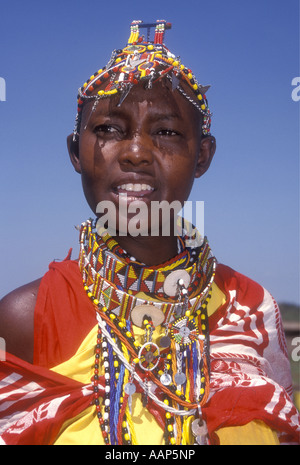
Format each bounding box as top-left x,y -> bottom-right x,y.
67,134 -> 81,174
195,135 -> 216,178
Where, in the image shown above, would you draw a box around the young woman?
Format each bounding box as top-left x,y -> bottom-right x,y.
0,20 -> 299,446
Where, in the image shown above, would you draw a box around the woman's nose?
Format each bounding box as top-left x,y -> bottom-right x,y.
118,133 -> 154,167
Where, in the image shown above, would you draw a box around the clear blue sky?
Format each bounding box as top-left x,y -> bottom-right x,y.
0,0 -> 299,305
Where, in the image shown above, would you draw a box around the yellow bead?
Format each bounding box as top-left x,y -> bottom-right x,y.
173,60 -> 179,67
83,82 -> 88,88
115,373 -> 119,380
200,388 -> 205,395
133,357 -> 140,364
175,389 -> 182,396
84,285 -> 89,291
90,75 -> 95,80
158,370 -> 164,376
126,331 -> 132,338
87,292 -> 92,298
166,412 -> 171,419
167,354 -> 172,360
98,69 -> 103,74
185,310 -> 191,317
102,306 -> 107,312
170,437 -> 176,445
201,314 -> 206,320
201,377 -> 205,383
164,399 -> 169,406
98,90 -> 104,95
114,361 -> 119,368
193,84 -> 198,90
133,341 -> 139,348
201,104 -> 206,110
122,421 -> 127,428
147,44 -> 154,50
116,57 -> 121,62
94,299 -> 99,305
109,314 -> 116,320
180,64 -> 185,70
124,433 -> 130,441
187,73 -> 193,79
201,324 -> 206,330
197,94 -> 203,100
118,322 -> 125,328
167,425 -> 173,432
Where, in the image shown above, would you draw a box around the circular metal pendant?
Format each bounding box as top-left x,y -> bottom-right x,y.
163,270 -> 191,297
124,382 -> 136,396
174,372 -> 187,386
160,373 -> 172,386
138,342 -> 160,371
131,304 -> 165,328
170,317 -> 199,347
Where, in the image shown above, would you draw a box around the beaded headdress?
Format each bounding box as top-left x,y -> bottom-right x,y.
73,20 -> 212,140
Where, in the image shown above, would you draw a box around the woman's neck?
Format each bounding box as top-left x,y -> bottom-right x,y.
113,234 -> 179,266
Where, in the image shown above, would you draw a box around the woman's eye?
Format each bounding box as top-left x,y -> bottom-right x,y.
94,125 -> 120,136
156,129 -> 180,137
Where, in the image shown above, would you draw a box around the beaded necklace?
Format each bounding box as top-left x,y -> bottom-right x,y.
79,219 -> 216,445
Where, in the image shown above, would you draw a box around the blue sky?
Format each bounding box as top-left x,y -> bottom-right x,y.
0,0 -> 299,305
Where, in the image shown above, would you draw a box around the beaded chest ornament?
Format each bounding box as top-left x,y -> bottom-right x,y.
79,219 -> 217,445
73,20 -> 212,141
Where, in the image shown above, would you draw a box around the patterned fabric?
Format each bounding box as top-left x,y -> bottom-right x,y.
0,260 -> 299,445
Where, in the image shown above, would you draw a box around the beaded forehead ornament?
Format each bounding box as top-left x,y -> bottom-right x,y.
73,20 -> 212,140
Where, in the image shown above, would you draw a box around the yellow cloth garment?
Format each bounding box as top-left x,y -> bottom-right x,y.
51,282 -> 279,445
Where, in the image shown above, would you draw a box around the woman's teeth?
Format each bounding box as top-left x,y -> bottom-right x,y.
117,183 -> 153,192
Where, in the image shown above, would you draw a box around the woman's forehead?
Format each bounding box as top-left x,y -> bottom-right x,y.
81,80 -> 202,128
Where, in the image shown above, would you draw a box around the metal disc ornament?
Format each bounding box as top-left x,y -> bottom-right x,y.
124,382 -> 136,396
174,372 -> 186,386
138,342 -> 160,371
131,304 -> 164,328
170,317 -> 199,347
163,270 -> 191,297
160,373 -> 172,386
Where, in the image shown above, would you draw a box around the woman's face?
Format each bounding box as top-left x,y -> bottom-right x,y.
69,81 -> 215,235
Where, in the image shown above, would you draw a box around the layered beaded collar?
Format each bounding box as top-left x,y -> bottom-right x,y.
79,219 -> 217,324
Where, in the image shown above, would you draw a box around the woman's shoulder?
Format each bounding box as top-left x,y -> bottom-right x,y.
0,278 -> 42,363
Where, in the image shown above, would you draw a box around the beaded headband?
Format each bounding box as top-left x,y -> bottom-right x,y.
73,20 -> 212,140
